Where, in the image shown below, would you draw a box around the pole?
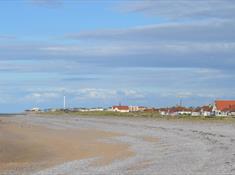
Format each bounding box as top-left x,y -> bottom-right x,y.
63,95 -> 66,110
180,98 -> 182,107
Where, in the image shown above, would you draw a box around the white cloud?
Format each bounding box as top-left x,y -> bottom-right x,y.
65,19 -> 235,42
40,42 -> 235,57
20,88 -> 145,104
23,92 -> 60,103
118,0 -> 235,20
40,45 -> 128,56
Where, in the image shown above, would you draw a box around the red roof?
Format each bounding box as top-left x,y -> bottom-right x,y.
193,107 -> 201,112
112,106 -> 129,110
229,105 -> 235,112
169,106 -> 193,113
201,105 -> 212,112
144,108 -> 157,112
215,100 -> 235,111
221,105 -> 235,112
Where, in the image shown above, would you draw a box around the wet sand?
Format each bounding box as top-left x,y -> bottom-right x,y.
0,117 -> 133,174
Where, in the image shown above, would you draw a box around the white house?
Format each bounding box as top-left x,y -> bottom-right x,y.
112,106 -> 129,113
128,106 -> 139,112
212,100 -> 235,116
25,107 -> 41,112
128,106 -> 146,112
200,105 -> 213,116
88,108 -> 104,112
191,108 -> 201,116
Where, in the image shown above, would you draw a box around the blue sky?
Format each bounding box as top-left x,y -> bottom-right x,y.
0,0 -> 235,112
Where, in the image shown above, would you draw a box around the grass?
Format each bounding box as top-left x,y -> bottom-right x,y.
37,111 -> 235,123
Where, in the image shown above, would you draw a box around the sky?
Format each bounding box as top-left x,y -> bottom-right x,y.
0,0 -> 235,112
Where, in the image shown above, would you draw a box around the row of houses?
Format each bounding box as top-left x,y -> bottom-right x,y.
111,100 -> 235,117
25,100 -> 235,117
111,105 -> 212,116
159,100 -> 235,117
159,106 -> 212,116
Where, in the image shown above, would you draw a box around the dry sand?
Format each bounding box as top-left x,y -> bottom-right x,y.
1,115 -> 235,175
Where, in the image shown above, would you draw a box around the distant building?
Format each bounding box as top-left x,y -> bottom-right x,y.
128,106 -> 146,112
191,107 -> 201,116
201,105 -> 213,116
106,107 -> 114,112
138,106 -> 147,112
169,106 -> 192,116
112,106 -> 129,113
159,106 -> 193,116
213,100 -> 235,116
144,108 -> 158,113
25,107 -> 41,112
88,108 -> 104,112
69,108 -> 80,112
230,107 -> 235,116
159,108 -> 169,116
129,106 -> 139,112
78,108 -> 89,112
44,108 -> 57,112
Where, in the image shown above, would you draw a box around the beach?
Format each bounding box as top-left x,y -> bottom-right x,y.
0,115 -> 132,175
1,114 -> 235,174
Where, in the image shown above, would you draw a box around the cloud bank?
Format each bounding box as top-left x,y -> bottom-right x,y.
0,0 -> 235,111
118,0 -> 235,20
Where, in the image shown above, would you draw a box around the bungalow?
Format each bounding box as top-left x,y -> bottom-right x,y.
144,108 -> 158,113
129,106 -> 139,112
88,108 -> 104,112
169,106 -> 192,116
213,100 -> 235,116
138,106 -> 147,112
229,106 -> 235,116
201,105 -> 213,116
158,108 -> 169,116
112,106 -> 129,113
128,106 -> 147,112
159,107 -> 192,116
25,107 -> 41,112
191,107 -> 201,116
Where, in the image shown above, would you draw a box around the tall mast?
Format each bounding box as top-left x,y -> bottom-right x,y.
63,95 -> 66,109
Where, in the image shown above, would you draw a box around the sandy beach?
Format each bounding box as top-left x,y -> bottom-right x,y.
0,116 -> 133,174
1,115 -> 235,175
